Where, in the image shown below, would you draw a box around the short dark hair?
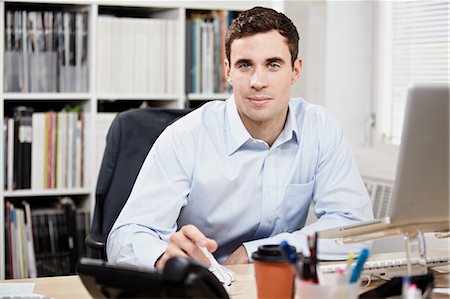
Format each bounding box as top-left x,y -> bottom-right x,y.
225,6 -> 299,68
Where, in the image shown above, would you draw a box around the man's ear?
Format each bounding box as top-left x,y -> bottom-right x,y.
291,58 -> 303,84
224,59 -> 232,85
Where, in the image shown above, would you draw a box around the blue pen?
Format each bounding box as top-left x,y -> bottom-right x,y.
279,241 -> 303,279
349,248 -> 369,283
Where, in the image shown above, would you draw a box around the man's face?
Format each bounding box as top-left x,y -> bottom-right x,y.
225,30 -> 302,129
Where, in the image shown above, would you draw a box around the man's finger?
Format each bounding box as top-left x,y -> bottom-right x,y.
181,225 -> 219,253
181,224 -> 207,243
171,228 -> 211,265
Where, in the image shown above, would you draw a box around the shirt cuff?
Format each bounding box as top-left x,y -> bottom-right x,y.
107,228 -> 168,269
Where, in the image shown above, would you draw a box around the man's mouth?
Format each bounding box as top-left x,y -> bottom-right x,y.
248,96 -> 271,106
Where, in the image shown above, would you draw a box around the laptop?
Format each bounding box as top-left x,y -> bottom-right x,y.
319,83 -> 450,241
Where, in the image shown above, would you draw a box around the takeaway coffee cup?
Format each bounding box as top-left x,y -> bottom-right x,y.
252,244 -> 295,299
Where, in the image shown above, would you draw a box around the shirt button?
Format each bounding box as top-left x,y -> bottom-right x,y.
267,188 -> 272,194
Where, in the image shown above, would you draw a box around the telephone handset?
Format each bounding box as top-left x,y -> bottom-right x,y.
77,256 -> 229,298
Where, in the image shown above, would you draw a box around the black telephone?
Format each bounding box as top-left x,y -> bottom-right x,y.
77,256 -> 229,298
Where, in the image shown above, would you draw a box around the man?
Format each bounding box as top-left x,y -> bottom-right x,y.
107,7 -> 373,269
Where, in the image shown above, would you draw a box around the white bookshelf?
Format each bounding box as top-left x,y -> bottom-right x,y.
3,188 -> 91,198
0,0 -> 5,282
1,0 -> 275,280
3,92 -> 92,100
188,93 -> 231,101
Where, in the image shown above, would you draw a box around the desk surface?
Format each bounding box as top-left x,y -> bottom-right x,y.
3,253 -> 449,299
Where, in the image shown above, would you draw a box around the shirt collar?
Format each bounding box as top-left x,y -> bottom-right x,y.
272,102 -> 300,148
225,96 -> 300,156
226,96 -> 253,156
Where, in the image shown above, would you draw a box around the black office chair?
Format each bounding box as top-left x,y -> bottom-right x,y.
86,107 -> 192,259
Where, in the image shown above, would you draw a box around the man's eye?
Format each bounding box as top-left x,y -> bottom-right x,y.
239,63 -> 251,70
268,62 -> 281,69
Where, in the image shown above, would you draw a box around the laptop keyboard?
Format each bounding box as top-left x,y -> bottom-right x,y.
319,255 -> 450,280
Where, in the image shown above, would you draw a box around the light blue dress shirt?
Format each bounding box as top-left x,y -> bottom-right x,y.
107,97 -> 374,268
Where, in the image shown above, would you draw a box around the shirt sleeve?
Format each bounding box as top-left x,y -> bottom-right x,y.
244,115 -> 374,260
106,125 -> 194,268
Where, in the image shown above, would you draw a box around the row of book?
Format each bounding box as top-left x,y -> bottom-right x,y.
185,11 -> 238,94
3,106 -> 87,190
96,16 -> 179,94
5,197 -> 90,278
4,9 -> 88,92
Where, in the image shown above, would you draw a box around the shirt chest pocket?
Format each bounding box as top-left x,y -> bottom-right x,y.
280,181 -> 315,232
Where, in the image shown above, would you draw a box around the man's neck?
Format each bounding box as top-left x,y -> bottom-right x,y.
240,111 -> 288,147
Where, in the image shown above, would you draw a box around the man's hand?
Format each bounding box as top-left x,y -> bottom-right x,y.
223,245 -> 249,265
155,224 -> 217,269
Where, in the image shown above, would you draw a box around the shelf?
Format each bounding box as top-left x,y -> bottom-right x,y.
187,93 -> 231,100
97,93 -> 182,101
3,92 -> 92,100
3,188 -> 91,197
96,1 -> 258,10
3,93 -> 185,101
0,0 -> 254,280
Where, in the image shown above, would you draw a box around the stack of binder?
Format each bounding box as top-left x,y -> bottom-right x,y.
185,10 -> 238,94
4,9 -> 88,93
4,106 -> 86,191
5,198 -> 90,278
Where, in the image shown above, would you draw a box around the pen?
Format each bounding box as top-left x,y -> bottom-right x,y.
313,232 -> 318,282
343,252 -> 355,276
336,267 -> 348,285
279,241 -> 303,279
405,284 -> 421,299
301,257 -> 314,284
402,276 -> 411,298
349,248 -> 370,284
307,234 -> 319,283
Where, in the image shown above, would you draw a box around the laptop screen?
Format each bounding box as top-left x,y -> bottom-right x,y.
390,83 -> 449,223
318,83 -> 449,239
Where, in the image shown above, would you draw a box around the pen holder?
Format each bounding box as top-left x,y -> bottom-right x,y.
297,279 -> 360,299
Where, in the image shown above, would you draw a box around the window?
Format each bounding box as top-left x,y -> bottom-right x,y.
380,1 -> 449,144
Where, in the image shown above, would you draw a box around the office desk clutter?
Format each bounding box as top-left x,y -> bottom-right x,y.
358,273 -> 435,299
279,238 -> 371,299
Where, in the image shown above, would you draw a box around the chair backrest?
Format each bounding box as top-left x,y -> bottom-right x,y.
89,107 -> 192,256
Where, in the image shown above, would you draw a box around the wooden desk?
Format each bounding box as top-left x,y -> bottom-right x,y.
2,257 -> 449,299
3,275 -> 91,298
3,266 -> 256,299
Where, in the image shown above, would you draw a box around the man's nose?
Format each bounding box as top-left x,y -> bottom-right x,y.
250,69 -> 268,90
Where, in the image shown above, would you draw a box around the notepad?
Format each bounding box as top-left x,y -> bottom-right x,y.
0,282 -> 51,299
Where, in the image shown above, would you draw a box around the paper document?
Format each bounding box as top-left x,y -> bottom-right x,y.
0,282 -> 51,299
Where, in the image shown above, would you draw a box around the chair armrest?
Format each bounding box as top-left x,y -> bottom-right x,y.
85,233 -> 106,251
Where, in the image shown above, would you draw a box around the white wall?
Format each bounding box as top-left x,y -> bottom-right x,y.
324,1 -> 374,147
285,1 -> 374,148
285,1 -> 326,106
